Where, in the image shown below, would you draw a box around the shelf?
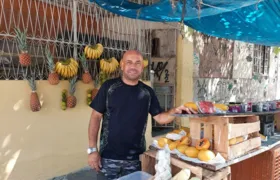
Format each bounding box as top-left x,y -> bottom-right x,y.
172,110 -> 280,118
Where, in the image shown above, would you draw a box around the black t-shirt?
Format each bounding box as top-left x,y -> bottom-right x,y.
90,77 -> 163,160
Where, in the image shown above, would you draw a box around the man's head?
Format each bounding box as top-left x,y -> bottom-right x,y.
120,50 -> 144,82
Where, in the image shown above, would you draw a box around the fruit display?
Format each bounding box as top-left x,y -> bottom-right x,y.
228,135 -> 246,146
61,89 -> 67,110
55,58 -> 78,78
84,43 -> 104,59
154,130 -> 216,163
195,138 -> 211,150
197,101 -> 215,114
143,58 -> 149,68
14,28 -> 31,66
27,77 -> 41,112
177,144 -> 188,154
67,76 -> 77,108
45,47 -> 59,85
100,57 -> 119,74
197,150 -> 215,162
86,89 -> 92,105
79,53 -> 92,84
184,102 -> 198,111
178,136 -> 191,146
184,147 -> 199,158
172,169 -> 191,180
214,104 -> 229,111
157,137 -> 172,148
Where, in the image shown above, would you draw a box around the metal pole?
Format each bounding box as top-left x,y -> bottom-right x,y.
72,0 -> 78,59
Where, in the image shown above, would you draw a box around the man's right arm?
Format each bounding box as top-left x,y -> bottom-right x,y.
88,109 -> 103,148
88,109 -> 103,172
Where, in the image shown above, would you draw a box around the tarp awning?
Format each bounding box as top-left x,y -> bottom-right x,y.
92,0 -> 280,46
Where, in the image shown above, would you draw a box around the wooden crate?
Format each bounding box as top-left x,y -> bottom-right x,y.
140,150 -> 231,180
189,115 -> 261,160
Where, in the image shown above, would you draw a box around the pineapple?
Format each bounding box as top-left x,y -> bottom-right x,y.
28,77 -> 41,112
67,76 -> 77,108
45,47 -> 59,85
14,28 -> 31,66
79,53 -> 92,84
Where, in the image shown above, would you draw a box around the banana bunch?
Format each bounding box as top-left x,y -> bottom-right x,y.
100,57 -> 119,74
143,58 -> 149,68
55,58 -> 79,78
84,43 -> 104,59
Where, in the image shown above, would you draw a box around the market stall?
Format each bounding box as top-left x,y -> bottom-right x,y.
140,101 -> 280,179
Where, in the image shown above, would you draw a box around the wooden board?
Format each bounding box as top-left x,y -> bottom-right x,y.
189,115 -> 261,160
140,149 -> 231,180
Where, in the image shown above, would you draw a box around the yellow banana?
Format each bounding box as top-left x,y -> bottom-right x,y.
95,48 -> 100,59
71,59 -> 79,68
104,61 -> 109,73
100,59 -> 104,71
91,48 -> 95,59
84,46 -> 89,58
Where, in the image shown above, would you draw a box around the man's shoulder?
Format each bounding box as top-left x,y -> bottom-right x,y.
138,81 -> 154,92
102,77 -> 121,87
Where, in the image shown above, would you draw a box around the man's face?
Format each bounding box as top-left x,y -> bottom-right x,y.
121,52 -> 144,81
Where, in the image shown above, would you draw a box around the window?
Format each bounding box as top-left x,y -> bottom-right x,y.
253,45 -> 270,75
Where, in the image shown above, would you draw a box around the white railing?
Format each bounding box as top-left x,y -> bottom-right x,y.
0,0 -> 152,80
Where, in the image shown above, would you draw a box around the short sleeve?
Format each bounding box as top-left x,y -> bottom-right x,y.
149,89 -> 163,117
89,82 -> 108,114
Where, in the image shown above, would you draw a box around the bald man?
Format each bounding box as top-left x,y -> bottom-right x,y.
87,50 -> 196,179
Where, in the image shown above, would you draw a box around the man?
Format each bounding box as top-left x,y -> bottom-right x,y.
88,50 -> 196,179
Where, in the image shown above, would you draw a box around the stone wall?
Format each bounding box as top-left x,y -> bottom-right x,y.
193,33 -> 279,103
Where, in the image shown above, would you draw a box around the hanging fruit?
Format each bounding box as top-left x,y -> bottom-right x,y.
99,70 -> 109,86
55,58 -> 78,79
27,77 -> 41,112
61,89 -> 67,110
86,89 -> 92,105
67,76 -> 77,108
84,43 -> 104,59
79,53 -> 92,84
14,28 -> 31,66
100,57 -> 119,74
45,47 -> 59,85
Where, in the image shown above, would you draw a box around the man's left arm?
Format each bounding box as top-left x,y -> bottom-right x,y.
148,89 -> 196,125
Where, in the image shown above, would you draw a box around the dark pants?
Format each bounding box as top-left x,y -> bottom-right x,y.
100,158 -> 141,180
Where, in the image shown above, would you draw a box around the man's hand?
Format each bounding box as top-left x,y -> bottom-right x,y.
174,105 -> 198,114
88,152 -> 102,172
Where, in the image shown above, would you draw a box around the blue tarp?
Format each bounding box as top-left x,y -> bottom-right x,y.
91,0 -> 280,46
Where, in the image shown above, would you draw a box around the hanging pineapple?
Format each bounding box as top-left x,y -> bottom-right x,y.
27,77 -> 41,112
14,28 -> 31,66
67,76 -> 78,108
45,47 -> 59,85
79,53 -> 92,84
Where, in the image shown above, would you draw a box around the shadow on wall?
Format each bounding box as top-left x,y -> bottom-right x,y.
193,78 -> 275,103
